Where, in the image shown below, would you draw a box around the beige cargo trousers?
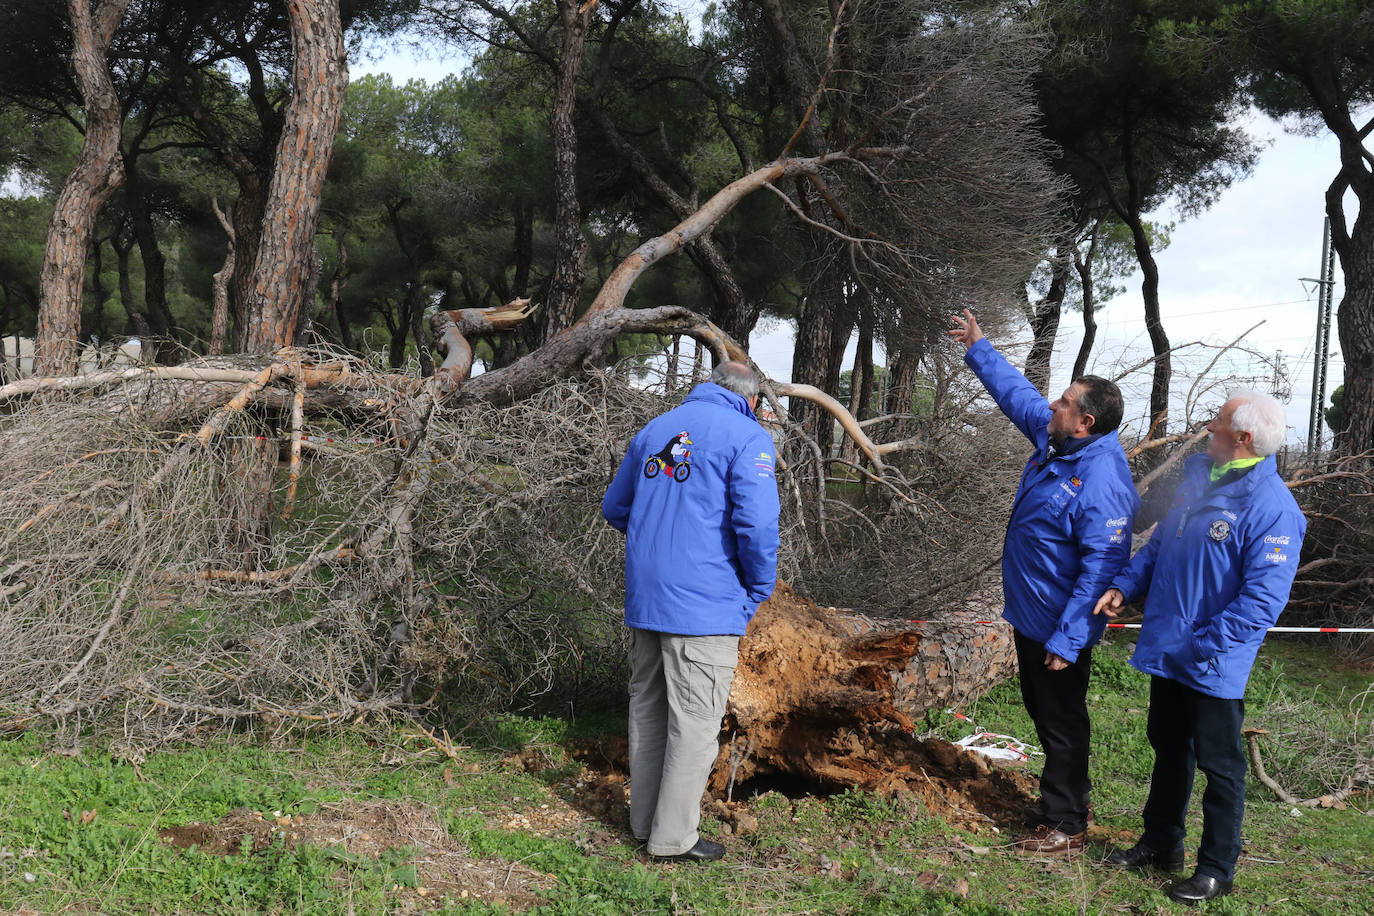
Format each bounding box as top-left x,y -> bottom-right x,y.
627,629 -> 740,856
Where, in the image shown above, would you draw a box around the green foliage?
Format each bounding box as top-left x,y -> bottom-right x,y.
1326,384 -> 1345,434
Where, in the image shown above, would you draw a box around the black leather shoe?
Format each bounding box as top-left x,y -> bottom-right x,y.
1165,872 -> 1233,905
1105,841 -> 1186,872
652,837 -> 725,863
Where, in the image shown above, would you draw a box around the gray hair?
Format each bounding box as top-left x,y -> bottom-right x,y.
1228,390 -> 1287,456
709,361 -> 759,399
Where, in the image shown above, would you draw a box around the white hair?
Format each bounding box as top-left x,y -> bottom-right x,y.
1228,390 -> 1287,456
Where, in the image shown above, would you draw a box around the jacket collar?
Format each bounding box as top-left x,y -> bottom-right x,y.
1185,452 -> 1276,501
1036,429 -> 1118,468
685,382 -> 757,419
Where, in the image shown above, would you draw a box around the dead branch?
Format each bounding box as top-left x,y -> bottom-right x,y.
1245,727 -> 1359,809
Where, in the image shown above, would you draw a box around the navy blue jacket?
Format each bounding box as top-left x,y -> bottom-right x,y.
602,383 -> 780,636
965,339 -> 1140,661
1112,454 -> 1306,699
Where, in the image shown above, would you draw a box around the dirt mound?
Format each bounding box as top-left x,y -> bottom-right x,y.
159,800 -> 553,910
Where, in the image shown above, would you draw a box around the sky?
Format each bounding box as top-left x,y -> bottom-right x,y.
358,41 -> 1351,447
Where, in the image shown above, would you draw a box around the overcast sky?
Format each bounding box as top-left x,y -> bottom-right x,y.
357,45 -> 1352,446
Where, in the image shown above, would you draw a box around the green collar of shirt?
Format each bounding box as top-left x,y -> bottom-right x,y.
1209,456 -> 1263,483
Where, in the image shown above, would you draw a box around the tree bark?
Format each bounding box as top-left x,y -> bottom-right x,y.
1129,212 -> 1170,436
540,0 -> 593,342
1071,218 -> 1102,380
1321,123 -> 1374,454
35,0 -> 133,376
123,156 -> 178,362
239,0 -> 347,354
89,234 -> 107,344
849,315 -> 874,421
112,232 -> 143,336
209,198 -> 235,356
1335,218 -> 1374,453
1025,237 -> 1075,394
1111,132 -> 1171,438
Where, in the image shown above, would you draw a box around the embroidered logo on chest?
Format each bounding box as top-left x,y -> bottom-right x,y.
1208,519 -> 1231,542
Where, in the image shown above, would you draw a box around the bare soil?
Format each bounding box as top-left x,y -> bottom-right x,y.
159,800 -> 555,911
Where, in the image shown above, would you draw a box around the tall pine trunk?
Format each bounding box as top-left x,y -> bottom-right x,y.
35,0 -> 133,376
239,0 -> 347,353
541,0 -> 591,342
124,158 -> 178,361
1334,215 -> 1374,453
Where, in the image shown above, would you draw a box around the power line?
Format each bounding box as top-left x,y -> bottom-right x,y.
1094,296 -> 1314,325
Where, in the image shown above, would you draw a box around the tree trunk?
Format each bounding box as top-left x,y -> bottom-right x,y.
228,176 -> 266,350
89,235 -> 107,344
323,237 -> 351,351
1128,211 -> 1170,437
1108,133 -> 1170,438
710,583 -> 1021,798
239,0 -> 347,354
209,198 -> 236,356
789,267 -> 853,459
1071,218 -> 1102,381
124,156 -> 178,362
35,0 -> 133,376
1328,153 -> 1374,454
0,298 -> 11,383
884,344 -> 922,438
1335,224 -> 1374,453
541,0 -> 592,342
849,315 -> 874,422
512,199 -> 533,298
112,234 -> 140,335
1025,239 -> 1074,394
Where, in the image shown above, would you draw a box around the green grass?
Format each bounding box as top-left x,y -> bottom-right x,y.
0,637 -> 1368,914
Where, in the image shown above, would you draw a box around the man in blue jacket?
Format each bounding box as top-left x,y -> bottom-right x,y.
1095,391 -> 1305,904
602,361 -> 780,863
950,309 -> 1139,855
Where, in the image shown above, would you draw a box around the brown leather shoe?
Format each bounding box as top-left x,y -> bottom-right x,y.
1023,803 -> 1095,830
1014,824 -> 1085,855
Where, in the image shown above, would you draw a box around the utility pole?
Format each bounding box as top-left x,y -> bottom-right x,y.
1304,217 -> 1337,456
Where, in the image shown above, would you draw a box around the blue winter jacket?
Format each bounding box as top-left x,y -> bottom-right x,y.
1111,454 -> 1306,699
601,382 -> 780,636
965,339 -> 1139,661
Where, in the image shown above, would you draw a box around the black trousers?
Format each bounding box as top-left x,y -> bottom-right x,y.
1014,629 -> 1092,835
1141,676 -> 1248,882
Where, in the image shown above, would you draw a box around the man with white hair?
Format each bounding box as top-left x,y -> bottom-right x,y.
1094,391 -> 1306,905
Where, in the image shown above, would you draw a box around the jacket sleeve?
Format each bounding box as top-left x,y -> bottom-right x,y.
963,338 -> 1053,446
1192,507 -> 1306,662
1043,482 -> 1138,663
600,434 -> 642,533
1111,522 -> 1163,603
727,431 -> 781,608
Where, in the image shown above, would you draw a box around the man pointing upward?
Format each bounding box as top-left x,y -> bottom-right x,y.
949,308 -> 1139,855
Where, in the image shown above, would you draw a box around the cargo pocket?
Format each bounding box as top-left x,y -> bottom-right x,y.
677,637 -> 739,720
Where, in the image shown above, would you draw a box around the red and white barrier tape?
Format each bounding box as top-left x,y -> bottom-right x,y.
906,620 -> 1374,634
